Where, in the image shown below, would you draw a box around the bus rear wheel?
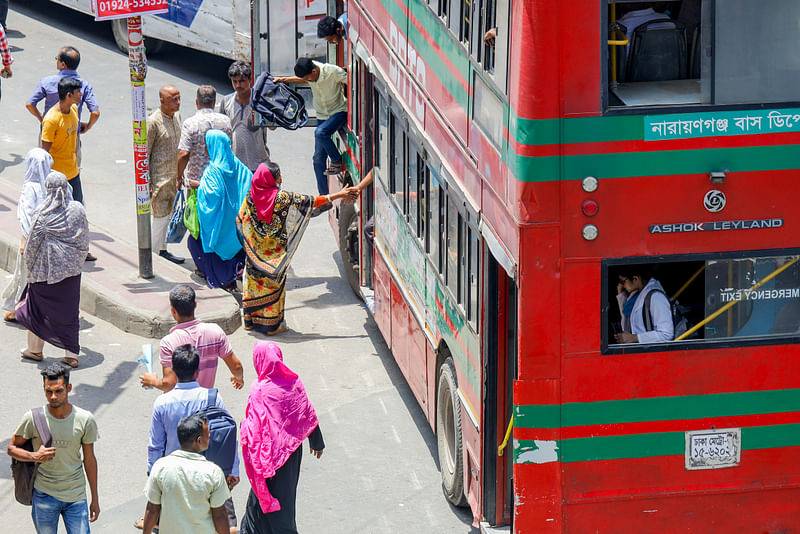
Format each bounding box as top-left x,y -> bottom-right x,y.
111,19 -> 165,55
437,357 -> 467,507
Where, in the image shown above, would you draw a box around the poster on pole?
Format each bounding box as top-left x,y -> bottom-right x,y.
91,0 -> 168,21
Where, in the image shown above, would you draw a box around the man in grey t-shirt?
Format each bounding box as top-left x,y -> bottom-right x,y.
8,364 -> 100,533
217,61 -> 271,173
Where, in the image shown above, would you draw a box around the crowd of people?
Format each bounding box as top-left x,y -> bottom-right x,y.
0,12 -> 363,534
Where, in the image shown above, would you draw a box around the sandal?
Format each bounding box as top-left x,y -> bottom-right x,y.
134,518 -> 158,532
4,311 -> 16,322
61,357 -> 79,368
21,349 -> 43,361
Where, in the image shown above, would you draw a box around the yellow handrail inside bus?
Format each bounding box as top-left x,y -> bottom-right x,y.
675,257 -> 800,341
672,264 -> 706,301
607,2 -> 629,83
498,415 -> 514,457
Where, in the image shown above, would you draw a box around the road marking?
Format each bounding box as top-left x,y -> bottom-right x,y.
390,425 -> 402,444
378,398 -> 388,414
409,469 -> 422,490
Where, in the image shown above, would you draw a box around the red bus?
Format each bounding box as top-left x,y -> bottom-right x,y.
323,0 -> 800,531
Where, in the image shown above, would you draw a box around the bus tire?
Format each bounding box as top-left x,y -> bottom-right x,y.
111,19 -> 165,55
437,357 -> 468,507
338,202 -> 361,297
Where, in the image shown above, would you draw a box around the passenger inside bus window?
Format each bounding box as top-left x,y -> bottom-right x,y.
613,265 -> 674,344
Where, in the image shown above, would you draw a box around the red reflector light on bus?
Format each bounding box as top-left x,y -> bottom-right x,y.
582,200 -> 599,217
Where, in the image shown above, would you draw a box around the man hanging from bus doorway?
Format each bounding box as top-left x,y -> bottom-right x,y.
614,265 -> 674,343
317,14 -> 348,59
275,58 -> 347,199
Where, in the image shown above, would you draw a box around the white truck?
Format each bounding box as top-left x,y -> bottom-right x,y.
48,0 -> 328,74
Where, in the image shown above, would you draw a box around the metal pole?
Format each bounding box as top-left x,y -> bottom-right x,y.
128,16 -> 153,279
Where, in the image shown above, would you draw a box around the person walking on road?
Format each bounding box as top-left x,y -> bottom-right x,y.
7,363 -> 100,534
26,46 -> 101,168
0,24 -> 13,102
189,129 -> 251,290
176,85 -> 232,191
139,345 -> 240,533
218,61 -> 271,173
143,414 -> 231,534
2,148 -> 56,322
16,171 -> 89,369
147,84 -> 184,264
275,58 -> 348,196
237,162 -> 354,334
239,341 -> 325,534
139,284 -> 244,392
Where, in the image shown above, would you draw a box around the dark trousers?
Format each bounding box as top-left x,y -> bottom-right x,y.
311,111 -> 347,195
0,0 -> 8,30
69,174 -> 83,204
239,446 -> 303,534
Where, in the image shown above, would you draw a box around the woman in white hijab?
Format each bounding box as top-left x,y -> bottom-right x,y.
2,148 -> 54,321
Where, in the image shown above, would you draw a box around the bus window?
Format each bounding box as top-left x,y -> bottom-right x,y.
427,169 -> 442,272
412,153 -> 425,239
607,0 -> 800,108
460,0 -> 471,47
469,225 -> 480,327
377,93 -> 388,180
473,73 -> 504,150
605,253 -> 800,349
458,213 -> 467,305
408,145 -> 419,227
446,195 -> 460,296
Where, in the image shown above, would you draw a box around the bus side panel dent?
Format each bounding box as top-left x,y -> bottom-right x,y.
513,379 -> 563,533
518,226 -> 561,379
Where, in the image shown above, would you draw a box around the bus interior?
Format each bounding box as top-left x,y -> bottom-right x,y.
605,253 -> 800,348
606,0 -> 800,109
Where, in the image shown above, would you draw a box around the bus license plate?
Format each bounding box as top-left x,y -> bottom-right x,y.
685,428 -> 741,470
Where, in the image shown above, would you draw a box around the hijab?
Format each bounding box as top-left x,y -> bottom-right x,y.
240,341 -> 320,513
197,129 -> 252,260
18,148 -> 54,238
25,171 -> 89,284
250,163 -> 280,223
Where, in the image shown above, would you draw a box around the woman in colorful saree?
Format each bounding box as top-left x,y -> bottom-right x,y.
237,161 -> 355,334
239,341 -> 324,534
187,129 -> 252,289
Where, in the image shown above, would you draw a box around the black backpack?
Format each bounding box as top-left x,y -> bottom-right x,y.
250,72 -> 308,130
642,288 -> 692,340
194,389 -> 238,476
11,407 -> 51,506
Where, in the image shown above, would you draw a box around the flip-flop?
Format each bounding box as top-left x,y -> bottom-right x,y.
4,311 -> 16,322
21,349 -> 43,361
61,357 -> 79,368
133,518 -> 158,532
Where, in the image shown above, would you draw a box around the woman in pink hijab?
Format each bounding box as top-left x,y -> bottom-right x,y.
239,341 -> 324,533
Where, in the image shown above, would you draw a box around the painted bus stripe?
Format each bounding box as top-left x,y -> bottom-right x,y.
515,388 -> 800,429
515,423 -> 800,463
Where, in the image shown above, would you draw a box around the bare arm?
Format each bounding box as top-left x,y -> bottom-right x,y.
7,434 -> 56,463
82,442 -> 100,522
81,110 -> 100,133
357,168 -> 374,191
211,505 -> 230,534
142,502 -> 161,534
221,352 -> 244,390
25,102 -> 43,122
274,75 -> 304,84
41,141 -> 53,152
176,150 -> 190,188
139,365 -> 177,392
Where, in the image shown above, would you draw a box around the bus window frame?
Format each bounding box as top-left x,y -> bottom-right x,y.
602,0 -> 800,115
601,247 -> 800,355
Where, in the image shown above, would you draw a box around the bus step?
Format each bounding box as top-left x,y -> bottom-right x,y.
359,286 -> 375,313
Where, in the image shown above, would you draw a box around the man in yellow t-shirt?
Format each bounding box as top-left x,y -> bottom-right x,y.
41,77 -> 96,261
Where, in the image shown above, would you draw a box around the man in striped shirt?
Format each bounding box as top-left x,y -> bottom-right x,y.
0,25 -> 13,102
138,284 -> 244,392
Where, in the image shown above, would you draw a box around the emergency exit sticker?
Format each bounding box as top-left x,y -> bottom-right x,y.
685,428 -> 741,470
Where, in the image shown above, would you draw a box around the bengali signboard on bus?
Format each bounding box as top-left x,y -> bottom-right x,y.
92,0 -> 168,21
644,108 -> 800,141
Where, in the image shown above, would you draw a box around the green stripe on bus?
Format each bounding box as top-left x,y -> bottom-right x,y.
509,143 -> 800,182
510,114 -> 644,147
515,389 -> 800,430
514,423 -> 800,463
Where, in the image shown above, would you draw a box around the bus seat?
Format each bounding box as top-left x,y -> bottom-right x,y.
627,20 -> 688,82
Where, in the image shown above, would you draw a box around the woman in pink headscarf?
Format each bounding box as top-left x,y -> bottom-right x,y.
239,341 -> 324,534
237,161 -> 355,335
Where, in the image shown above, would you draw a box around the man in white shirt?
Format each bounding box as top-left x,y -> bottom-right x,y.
276,58 -> 348,195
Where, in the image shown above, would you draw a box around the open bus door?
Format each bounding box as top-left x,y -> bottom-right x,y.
482,236 -> 517,530
251,0 -> 327,76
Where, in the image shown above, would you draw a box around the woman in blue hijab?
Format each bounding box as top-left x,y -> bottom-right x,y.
187,129 -> 252,289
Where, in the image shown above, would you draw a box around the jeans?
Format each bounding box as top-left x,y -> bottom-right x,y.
31,488 -> 90,534
69,174 -> 83,204
312,111 -> 347,195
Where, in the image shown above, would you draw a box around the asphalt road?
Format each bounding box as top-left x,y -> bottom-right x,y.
0,2 -> 476,532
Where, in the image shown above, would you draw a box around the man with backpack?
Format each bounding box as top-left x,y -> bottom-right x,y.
218,61 -> 271,172
614,266 -> 675,343
275,58 -> 348,196
7,364 -> 100,533
141,344 -> 239,533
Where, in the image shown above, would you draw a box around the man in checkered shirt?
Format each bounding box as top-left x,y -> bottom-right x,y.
0,25 -> 13,102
